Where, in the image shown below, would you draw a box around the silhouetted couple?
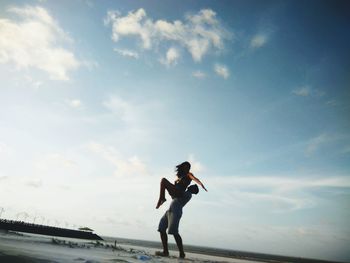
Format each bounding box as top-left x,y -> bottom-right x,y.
155,161 -> 207,259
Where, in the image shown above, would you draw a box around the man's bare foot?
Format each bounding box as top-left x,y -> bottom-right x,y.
156,198 -> 166,209
179,252 -> 186,259
155,251 -> 169,257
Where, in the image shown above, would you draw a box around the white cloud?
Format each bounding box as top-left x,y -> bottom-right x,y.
102,95 -> 135,122
192,70 -> 206,79
104,8 -> 152,49
250,33 -> 268,49
113,48 -> 139,59
102,95 -> 163,128
67,99 -> 82,108
0,6 -> 80,80
188,154 -> 204,173
214,63 -> 229,79
326,100 -> 338,106
292,85 -> 325,97
209,175 -> 350,192
305,134 -> 332,157
160,47 -> 179,67
24,75 -> 43,89
292,85 -> 312,96
35,153 -> 77,171
25,178 -> 43,188
87,142 -> 148,177
205,174 -> 350,211
105,8 -> 230,63
0,142 -> 14,157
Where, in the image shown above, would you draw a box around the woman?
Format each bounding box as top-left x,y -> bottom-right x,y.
156,161 -> 207,209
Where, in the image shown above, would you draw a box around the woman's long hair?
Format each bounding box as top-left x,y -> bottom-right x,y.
176,161 -> 191,178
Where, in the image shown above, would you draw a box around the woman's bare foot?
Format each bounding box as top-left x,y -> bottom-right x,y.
156,198 -> 166,209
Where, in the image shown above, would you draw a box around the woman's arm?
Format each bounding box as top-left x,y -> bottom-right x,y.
188,173 -> 208,191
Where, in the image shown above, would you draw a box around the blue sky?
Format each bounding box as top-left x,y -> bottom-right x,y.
0,0 -> 349,261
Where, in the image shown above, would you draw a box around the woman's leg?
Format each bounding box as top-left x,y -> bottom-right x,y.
156,178 -> 178,209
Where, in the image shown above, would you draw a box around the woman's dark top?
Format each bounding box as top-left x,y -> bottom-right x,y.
175,174 -> 192,196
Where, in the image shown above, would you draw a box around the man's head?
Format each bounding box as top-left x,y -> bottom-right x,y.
187,184 -> 199,195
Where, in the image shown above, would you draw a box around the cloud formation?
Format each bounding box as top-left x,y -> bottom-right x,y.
66,99 -> 82,109
292,85 -> 312,96
103,96 -> 135,123
250,33 -> 268,49
0,6 -> 80,80
160,47 -> 179,67
0,142 -> 14,157
192,70 -> 206,79
113,48 -> 139,59
105,8 -> 230,63
206,174 -> 350,211
87,142 -> 148,177
292,85 -> 325,97
214,63 -> 229,79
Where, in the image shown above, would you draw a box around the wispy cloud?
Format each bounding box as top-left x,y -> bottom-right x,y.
250,33 -> 268,49
305,134 -> 330,156
326,99 -> 338,106
35,153 -> 77,171
292,85 -> 325,97
192,70 -> 206,79
104,8 -> 230,64
304,133 -> 350,157
113,48 -> 139,59
205,174 -> 350,211
102,95 -> 136,123
87,142 -> 148,177
214,63 -> 229,79
292,85 -> 312,96
210,175 -> 350,191
102,95 -> 163,128
0,6 -> 80,80
25,178 -> 43,188
0,142 -> 14,157
66,99 -> 82,109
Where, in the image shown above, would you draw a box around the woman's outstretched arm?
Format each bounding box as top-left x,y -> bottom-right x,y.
188,173 -> 208,191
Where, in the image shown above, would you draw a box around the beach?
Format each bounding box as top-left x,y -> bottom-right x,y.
0,231 -> 260,263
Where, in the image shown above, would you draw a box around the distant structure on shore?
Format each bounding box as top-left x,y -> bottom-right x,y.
0,219 -> 103,240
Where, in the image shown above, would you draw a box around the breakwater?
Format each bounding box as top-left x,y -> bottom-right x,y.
0,219 -> 103,240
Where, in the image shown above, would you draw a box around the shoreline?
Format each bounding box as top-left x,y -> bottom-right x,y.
0,232 -> 255,263
103,236 -> 344,263
0,231 -> 345,263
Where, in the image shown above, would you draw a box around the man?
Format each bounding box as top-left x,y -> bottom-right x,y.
156,184 -> 199,259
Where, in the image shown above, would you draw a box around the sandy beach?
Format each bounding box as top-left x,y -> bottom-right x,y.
0,231 -> 260,263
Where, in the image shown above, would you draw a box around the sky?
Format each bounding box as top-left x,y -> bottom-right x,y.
0,0 -> 349,261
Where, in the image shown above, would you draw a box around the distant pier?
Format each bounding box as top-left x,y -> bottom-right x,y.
0,219 -> 103,240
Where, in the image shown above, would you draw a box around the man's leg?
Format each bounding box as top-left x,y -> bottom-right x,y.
173,234 -> 185,258
159,231 -> 169,256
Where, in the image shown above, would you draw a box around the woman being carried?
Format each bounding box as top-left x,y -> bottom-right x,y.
156,161 -> 207,209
